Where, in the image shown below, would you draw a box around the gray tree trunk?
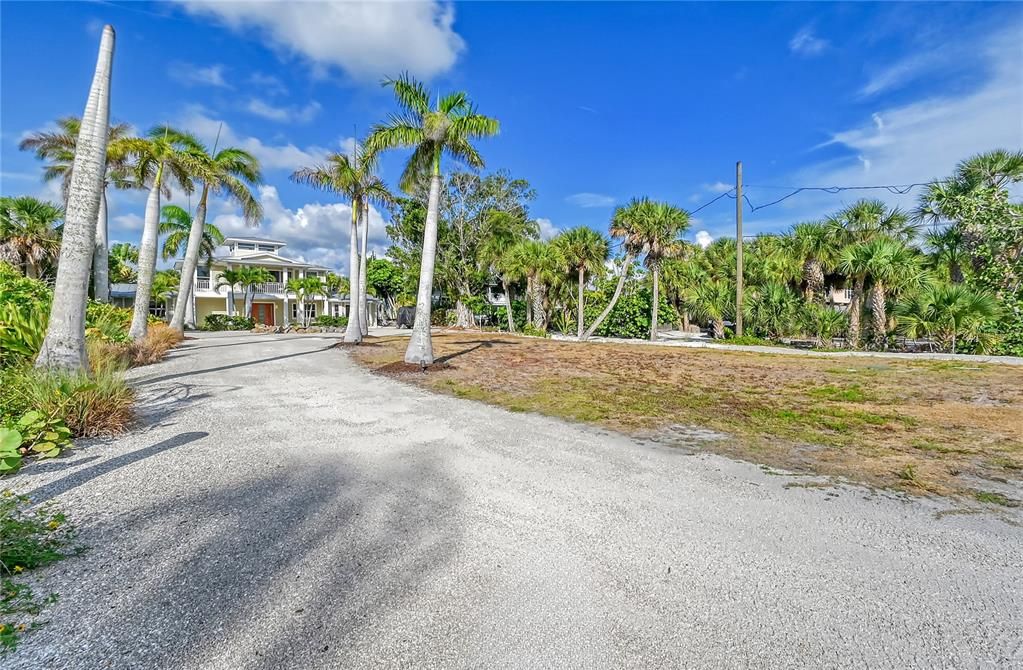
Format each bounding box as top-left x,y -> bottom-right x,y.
502,278 -> 515,332
344,204 -> 363,343
92,189 -> 110,302
531,282 -> 546,330
455,298 -> 474,328
128,173 -> 162,341
36,25 -> 114,372
582,252 -> 634,340
184,283 -> 195,328
525,278 -> 533,326
650,267 -> 660,341
244,286 -> 254,320
848,277 -> 864,348
170,186 -> 208,331
404,172 -> 442,364
359,200 -> 369,335
226,287 -> 235,316
576,267 -> 585,339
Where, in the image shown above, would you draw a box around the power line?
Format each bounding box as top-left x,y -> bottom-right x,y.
723,181 -> 941,213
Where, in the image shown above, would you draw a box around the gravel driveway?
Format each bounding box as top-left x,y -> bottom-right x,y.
8,332 -> 1022,669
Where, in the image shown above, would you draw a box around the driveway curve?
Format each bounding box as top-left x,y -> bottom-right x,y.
8,332 -> 1022,669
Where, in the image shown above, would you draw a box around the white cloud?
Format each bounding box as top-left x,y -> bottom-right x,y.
112,213 -> 144,232
245,98 -> 322,124
694,230 -> 714,249
702,181 -> 732,193
176,1 -> 465,81
248,72 -> 288,97
210,185 -> 390,272
565,192 -> 615,208
168,62 -> 230,88
177,106 -> 333,172
768,21 -> 1023,226
536,217 -> 559,240
789,26 -> 828,57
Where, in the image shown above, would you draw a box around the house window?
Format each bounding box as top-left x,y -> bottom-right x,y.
332,304 -> 342,317
291,303 -> 317,320
843,288 -> 854,300
148,301 -> 167,319
258,244 -> 276,252
236,243 -> 255,251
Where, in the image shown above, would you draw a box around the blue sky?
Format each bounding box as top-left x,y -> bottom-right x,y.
2,1 -> 1021,271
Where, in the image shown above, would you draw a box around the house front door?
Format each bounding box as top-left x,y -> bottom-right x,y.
251,302 -> 275,326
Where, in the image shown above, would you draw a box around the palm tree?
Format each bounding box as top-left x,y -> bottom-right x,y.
234,266 -> 273,319
292,142 -> 391,344
19,116 -> 137,302
800,303 -> 848,348
160,204 -> 224,264
896,283 -> 1000,353
215,268 -> 244,316
35,25 -> 114,372
286,276 -> 325,327
788,222 -> 842,302
744,282 -> 799,340
161,204 -> 225,331
324,271 -> 349,297
634,201 -> 689,340
108,242 -> 138,283
0,196 -> 63,278
150,269 -> 179,319
829,199 -> 917,244
840,237 -> 923,348
687,278 -> 734,339
552,226 -> 609,338
480,210 -> 536,332
124,125 -> 199,341
925,226 -> 967,284
169,143 -> 262,332
506,239 -> 564,331
582,198 -> 651,340
367,73 -> 499,364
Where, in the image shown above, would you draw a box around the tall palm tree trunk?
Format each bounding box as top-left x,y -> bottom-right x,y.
650,266 -> 660,342
344,204 -> 363,343
37,25 -> 114,371
359,200 -> 370,335
226,286 -> 235,316
714,318 -> 725,339
805,259 -> 824,303
576,267 -> 585,338
244,285 -> 255,321
502,278 -> 515,332
532,281 -> 547,330
583,251 -> 634,340
129,166 -> 163,341
170,185 -> 209,331
847,277 -> 864,349
870,282 -> 887,349
93,189 -> 110,302
525,277 -> 533,326
404,168 -> 442,364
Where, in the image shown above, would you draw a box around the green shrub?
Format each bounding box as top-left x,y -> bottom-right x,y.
0,411 -> 73,474
521,323 -> 550,338
583,284 -> 676,339
724,335 -> 774,346
201,314 -> 254,331
0,366 -> 134,439
85,302 -> 132,344
313,315 -> 348,328
1,491 -> 77,651
0,303 -> 46,368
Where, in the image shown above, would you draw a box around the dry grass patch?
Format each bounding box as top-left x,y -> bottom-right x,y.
351,333 -> 1023,500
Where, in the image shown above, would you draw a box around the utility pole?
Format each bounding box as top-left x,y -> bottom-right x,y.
735,160 -> 744,338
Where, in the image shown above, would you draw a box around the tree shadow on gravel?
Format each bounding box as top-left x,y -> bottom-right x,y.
12,452 -> 463,670
136,343 -> 338,386
25,431 -> 209,503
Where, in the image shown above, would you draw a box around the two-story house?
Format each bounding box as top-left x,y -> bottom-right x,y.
175,236 -> 378,328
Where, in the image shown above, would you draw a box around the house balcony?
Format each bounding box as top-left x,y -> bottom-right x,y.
254,282 -> 286,294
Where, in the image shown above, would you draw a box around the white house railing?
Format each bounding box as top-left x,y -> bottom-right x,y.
254,282 -> 285,294
195,278 -> 212,291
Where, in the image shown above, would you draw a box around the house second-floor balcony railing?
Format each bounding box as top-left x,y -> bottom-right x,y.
254,282 -> 285,294
195,278 -> 211,291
